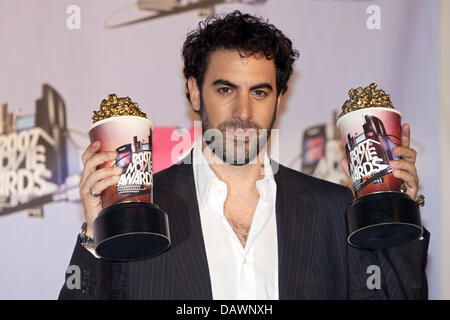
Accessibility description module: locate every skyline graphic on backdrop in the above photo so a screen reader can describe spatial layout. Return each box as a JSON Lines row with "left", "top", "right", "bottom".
{"left": 0, "top": 84, "right": 81, "bottom": 218}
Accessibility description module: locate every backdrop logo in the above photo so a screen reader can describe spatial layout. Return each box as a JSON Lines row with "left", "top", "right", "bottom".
{"left": 0, "top": 124, "right": 56, "bottom": 198}
{"left": 104, "top": 0, "right": 268, "bottom": 29}
{"left": 0, "top": 84, "right": 81, "bottom": 218}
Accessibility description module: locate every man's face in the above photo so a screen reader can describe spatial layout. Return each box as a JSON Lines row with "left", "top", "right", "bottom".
{"left": 188, "top": 49, "right": 281, "bottom": 165}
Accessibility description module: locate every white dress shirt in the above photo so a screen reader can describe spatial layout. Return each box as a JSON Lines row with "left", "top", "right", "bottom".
{"left": 192, "top": 138, "right": 279, "bottom": 300}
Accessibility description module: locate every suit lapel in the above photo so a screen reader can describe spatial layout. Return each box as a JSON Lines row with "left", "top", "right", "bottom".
{"left": 274, "top": 165, "right": 318, "bottom": 299}
{"left": 168, "top": 160, "right": 213, "bottom": 299}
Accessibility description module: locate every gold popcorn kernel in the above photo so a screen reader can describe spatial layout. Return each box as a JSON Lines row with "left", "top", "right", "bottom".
{"left": 339, "top": 83, "right": 395, "bottom": 118}
{"left": 92, "top": 94, "right": 147, "bottom": 123}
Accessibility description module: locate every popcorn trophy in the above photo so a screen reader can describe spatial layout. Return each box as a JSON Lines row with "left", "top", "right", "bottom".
{"left": 88, "top": 94, "right": 170, "bottom": 260}
{"left": 337, "top": 84, "right": 422, "bottom": 249}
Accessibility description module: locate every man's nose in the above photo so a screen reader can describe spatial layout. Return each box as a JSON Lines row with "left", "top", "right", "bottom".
{"left": 232, "top": 93, "right": 252, "bottom": 122}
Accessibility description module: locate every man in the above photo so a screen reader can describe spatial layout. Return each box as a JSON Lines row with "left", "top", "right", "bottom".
{"left": 59, "top": 11, "right": 429, "bottom": 299}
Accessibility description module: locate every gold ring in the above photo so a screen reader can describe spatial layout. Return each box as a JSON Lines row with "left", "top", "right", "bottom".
{"left": 89, "top": 188, "right": 101, "bottom": 198}
{"left": 400, "top": 183, "right": 408, "bottom": 193}
{"left": 415, "top": 194, "right": 425, "bottom": 207}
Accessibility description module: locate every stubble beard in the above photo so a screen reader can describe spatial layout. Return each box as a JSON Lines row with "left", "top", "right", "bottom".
{"left": 199, "top": 93, "right": 277, "bottom": 166}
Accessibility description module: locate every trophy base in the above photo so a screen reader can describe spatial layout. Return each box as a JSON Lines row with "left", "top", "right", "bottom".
{"left": 347, "top": 192, "right": 422, "bottom": 249}
{"left": 93, "top": 202, "right": 170, "bottom": 261}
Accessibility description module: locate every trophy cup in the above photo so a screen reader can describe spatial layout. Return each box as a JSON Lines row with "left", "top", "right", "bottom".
{"left": 337, "top": 84, "right": 422, "bottom": 249}
{"left": 88, "top": 94, "right": 170, "bottom": 260}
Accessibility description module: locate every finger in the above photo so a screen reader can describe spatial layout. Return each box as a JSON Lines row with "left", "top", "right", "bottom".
{"left": 392, "top": 169, "right": 418, "bottom": 199}
{"left": 88, "top": 175, "right": 121, "bottom": 198}
{"left": 80, "top": 166, "right": 123, "bottom": 198}
{"left": 392, "top": 146, "right": 417, "bottom": 163}
{"left": 389, "top": 159, "right": 417, "bottom": 177}
{"left": 80, "top": 176, "right": 120, "bottom": 202}
{"left": 81, "top": 141, "right": 101, "bottom": 166}
{"left": 80, "top": 151, "right": 117, "bottom": 186}
{"left": 80, "top": 151, "right": 118, "bottom": 186}
{"left": 340, "top": 158, "right": 350, "bottom": 176}
{"left": 401, "top": 123, "right": 410, "bottom": 148}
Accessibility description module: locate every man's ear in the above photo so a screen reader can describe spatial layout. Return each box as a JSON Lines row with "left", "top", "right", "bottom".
{"left": 275, "top": 93, "right": 282, "bottom": 116}
{"left": 187, "top": 77, "right": 201, "bottom": 112}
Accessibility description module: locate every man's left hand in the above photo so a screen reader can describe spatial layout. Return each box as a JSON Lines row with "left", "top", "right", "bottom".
{"left": 389, "top": 123, "right": 419, "bottom": 200}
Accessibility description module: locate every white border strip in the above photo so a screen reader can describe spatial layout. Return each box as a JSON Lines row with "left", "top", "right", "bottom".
{"left": 439, "top": 0, "right": 450, "bottom": 300}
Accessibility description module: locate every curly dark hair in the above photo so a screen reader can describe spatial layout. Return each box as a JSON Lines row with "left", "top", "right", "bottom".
{"left": 182, "top": 10, "right": 299, "bottom": 103}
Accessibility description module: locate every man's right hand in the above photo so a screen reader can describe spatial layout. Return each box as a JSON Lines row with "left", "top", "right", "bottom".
{"left": 79, "top": 141, "right": 123, "bottom": 238}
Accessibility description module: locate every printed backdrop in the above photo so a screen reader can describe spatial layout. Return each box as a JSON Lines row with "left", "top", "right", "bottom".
{"left": 0, "top": 0, "right": 442, "bottom": 299}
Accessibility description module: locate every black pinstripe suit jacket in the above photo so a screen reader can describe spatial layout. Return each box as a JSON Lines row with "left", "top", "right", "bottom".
{"left": 59, "top": 154, "right": 429, "bottom": 300}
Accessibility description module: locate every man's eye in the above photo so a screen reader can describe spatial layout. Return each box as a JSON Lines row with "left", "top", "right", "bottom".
{"left": 218, "top": 87, "right": 233, "bottom": 94}
{"left": 252, "top": 90, "right": 267, "bottom": 98}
